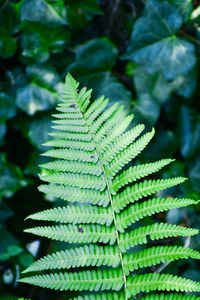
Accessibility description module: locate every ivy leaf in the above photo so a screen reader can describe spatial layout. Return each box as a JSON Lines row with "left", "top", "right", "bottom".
{"left": 28, "top": 117, "right": 52, "bottom": 150}
{"left": 68, "top": 38, "right": 118, "bottom": 73}
{"left": 132, "top": 65, "right": 196, "bottom": 104}
{"left": 0, "top": 154, "right": 28, "bottom": 200}
{"left": 132, "top": 94, "right": 161, "bottom": 127}
{"left": 21, "top": 23, "right": 70, "bottom": 62}
{"left": 0, "top": 93, "right": 17, "bottom": 122}
{"left": 169, "top": 0, "right": 193, "bottom": 21}
{"left": 16, "top": 83, "right": 59, "bottom": 115}
{"left": 123, "top": 0, "right": 196, "bottom": 80}
{"left": 20, "top": 0, "right": 67, "bottom": 26}
{"left": 26, "top": 63, "right": 64, "bottom": 95}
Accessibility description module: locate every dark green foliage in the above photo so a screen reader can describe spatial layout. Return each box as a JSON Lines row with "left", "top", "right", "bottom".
{"left": 1, "top": 0, "right": 200, "bottom": 299}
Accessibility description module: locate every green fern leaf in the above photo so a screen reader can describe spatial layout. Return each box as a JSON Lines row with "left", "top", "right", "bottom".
{"left": 99, "top": 115, "right": 134, "bottom": 153}
{"left": 49, "top": 131, "right": 92, "bottom": 141}
{"left": 71, "top": 292, "right": 125, "bottom": 300}
{"left": 20, "top": 269, "right": 124, "bottom": 291}
{"left": 38, "top": 184, "right": 110, "bottom": 206}
{"left": 116, "top": 197, "right": 197, "bottom": 232}
{"left": 71, "top": 293, "right": 200, "bottom": 300}
{"left": 140, "top": 294, "right": 200, "bottom": 300}
{"left": 95, "top": 105, "right": 125, "bottom": 142}
{"left": 123, "top": 246, "right": 200, "bottom": 274}
{"left": 20, "top": 74, "right": 200, "bottom": 299}
{"left": 119, "top": 223, "right": 199, "bottom": 252}
{"left": 39, "top": 172, "right": 106, "bottom": 191}
{"left": 26, "top": 205, "right": 113, "bottom": 226}
{"left": 112, "top": 159, "right": 174, "bottom": 192}
{"left": 102, "top": 124, "right": 145, "bottom": 164}
{"left": 126, "top": 273, "right": 200, "bottom": 297}
{"left": 113, "top": 177, "right": 186, "bottom": 212}
{"left": 106, "top": 129, "right": 155, "bottom": 179}
{"left": 43, "top": 139, "right": 95, "bottom": 151}
{"left": 22, "top": 245, "right": 120, "bottom": 273}
{"left": 40, "top": 160, "right": 102, "bottom": 176}
{"left": 25, "top": 224, "right": 116, "bottom": 244}
{"left": 42, "top": 148, "right": 98, "bottom": 163}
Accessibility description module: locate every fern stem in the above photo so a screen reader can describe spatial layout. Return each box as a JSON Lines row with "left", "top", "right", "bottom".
{"left": 79, "top": 96, "right": 128, "bottom": 299}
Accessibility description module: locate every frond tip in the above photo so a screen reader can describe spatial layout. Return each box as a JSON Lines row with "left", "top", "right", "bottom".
{"left": 20, "top": 73, "right": 200, "bottom": 299}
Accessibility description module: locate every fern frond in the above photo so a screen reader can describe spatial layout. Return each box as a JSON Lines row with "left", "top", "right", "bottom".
{"left": 38, "top": 184, "right": 110, "bottom": 206}
{"left": 106, "top": 129, "right": 155, "bottom": 179}
{"left": 116, "top": 197, "right": 196, "bottom": 232}
{"left": 21, "top": 74, "right": 200, "bottom": 299}
{"left": 22, "top": 245, "right": 120, "bottom": 273}
{"left": 126, "top": 273, "right": 200, "bottom": 297}
{"left": 113, "top": 177, "right": 186, "bottom": 212}
{"left": 19, "top": 269, "right": 124, "bottom": 291}
{"left": 112, "top": 159, "right": 174, "bottom": 192}
{"left": 123, "top": 246, "right": 200, "bottom": 275}
{"left": 26, "top": 205, "right": 113, "bottom": 226}
{"left": 24, "top": 224, "right": 116, "bottom": 244}
{"left": 119, "top": 223, "right": 199, "bottom": 252}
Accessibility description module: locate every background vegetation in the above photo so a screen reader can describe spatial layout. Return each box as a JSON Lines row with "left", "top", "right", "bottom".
{"left": 0, "top": 0, "right": 200, "bottom": 299}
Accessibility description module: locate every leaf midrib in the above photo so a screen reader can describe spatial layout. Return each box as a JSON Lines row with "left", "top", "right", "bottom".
{"left": 74, "top": 88, "right": 128, "bottom": 298}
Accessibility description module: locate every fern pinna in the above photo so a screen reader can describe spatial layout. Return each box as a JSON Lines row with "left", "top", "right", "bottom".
{"left": 19, "top": 74, "right": 200, "bottom": 300}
